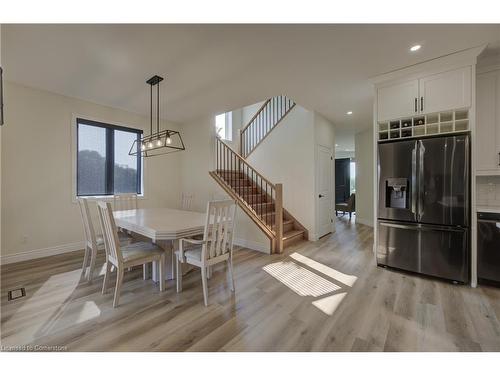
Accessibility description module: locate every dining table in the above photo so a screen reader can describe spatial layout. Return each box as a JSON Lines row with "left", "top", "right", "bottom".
{"left": 113, "top": 207, "right": 207, "bottom": 282}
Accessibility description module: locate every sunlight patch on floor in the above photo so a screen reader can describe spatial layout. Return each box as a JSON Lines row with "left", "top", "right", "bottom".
{"left": 262, "top": 261, "right": 341, "bottom": 297}
{"left": 312, "top": 292, "right": 347, "bottom": 315}
{"left": 289, "top": 252, "right": 358, "bottom": 287}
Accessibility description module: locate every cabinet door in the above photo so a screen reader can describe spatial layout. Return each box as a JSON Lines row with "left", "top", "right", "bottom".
{"left": 419, "top": 66, "right": 471, "bottom": 114}
{"left": 377, "top": 79, "right": 419, "bottom": 121}
{"left": 476, "top": 70, "right": 500, "bottom": 172}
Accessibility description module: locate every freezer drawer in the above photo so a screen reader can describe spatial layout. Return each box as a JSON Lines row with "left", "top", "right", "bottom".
{"left": 377, "top": 221, "right": 469, "bottom": 283}
{"left": 478, "top": 213, "right": 500, "bottom": 284}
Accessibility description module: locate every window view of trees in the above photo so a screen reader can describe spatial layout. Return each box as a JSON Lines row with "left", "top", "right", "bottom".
{"left": 76, "top": 120, "right": 142, "bottom": 196}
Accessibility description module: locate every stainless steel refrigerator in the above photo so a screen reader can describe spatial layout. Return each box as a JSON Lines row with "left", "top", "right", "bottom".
{"left": 377, "top": 134, "right": 470, "bottom": 283}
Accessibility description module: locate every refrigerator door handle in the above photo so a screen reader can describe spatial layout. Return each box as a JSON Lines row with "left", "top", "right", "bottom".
{"left": 411, "top": 142, "right": 417, "bottom": 217}
{"left": 418, "top": 140, "right": 425, "bottom": 221}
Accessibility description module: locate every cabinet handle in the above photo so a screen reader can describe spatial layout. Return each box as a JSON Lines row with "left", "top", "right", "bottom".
{"left": 420, "top": 97, "right": 424, "bottom": 112}
{"left": 414, "top": 98, "right": 417, "bottom": 113}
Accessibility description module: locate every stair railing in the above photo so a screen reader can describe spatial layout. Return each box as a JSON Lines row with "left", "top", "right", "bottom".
{"left": 239, "top": 95, "right": 296, "bottom": 158}
{"left": 215, "top": 136, "right": 283, "bottom": 252}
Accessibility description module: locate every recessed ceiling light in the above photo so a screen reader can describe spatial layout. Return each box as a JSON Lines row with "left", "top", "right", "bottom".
{"left": 410, "top": 44, "right": 421, "bottom": 52}
{"left": 346, "top": 111, "right": 353, "bottom": 115}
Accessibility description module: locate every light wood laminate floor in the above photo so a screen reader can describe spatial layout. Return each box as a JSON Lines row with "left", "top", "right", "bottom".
{"left": 2, "top": 217, "right": 500, "bottom": 351}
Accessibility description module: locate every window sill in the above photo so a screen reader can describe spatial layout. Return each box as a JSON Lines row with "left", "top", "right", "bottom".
{"left": 72, "top": 194, "right": 146, "bottom": 204}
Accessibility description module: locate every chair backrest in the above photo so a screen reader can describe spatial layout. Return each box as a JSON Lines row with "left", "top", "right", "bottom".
{"left": 78, "top": 198, "right": 97, "bottom": 248}
{"left": 97, "top": 201, "right": 123, "bottom": 264}
{"left": 113, "top": 193, "right": 138, "bottom": 212}
{"left": 181, "top": 192, "right": 194, "bottom": 210}
{"left": 202, "top": 200, "right": 237, "bottom": 260}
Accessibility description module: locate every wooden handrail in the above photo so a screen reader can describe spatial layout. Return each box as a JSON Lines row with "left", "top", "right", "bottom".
{"left": 240, "top": 98, "right": 272, "bottom": 133}
{"left": 216, "top": 137, "right": 276, "bottom": 189}
{"left": 240, "top": 96, "right": 296, "bottom": 158}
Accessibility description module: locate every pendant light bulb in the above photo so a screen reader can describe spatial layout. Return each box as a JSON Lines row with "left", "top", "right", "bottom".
{"left": 147, "top": 141, "right": 154, "bottom": 149}
{"left": 140, "top": 143, "right": 146, "bottom": 151}
{"left": 156, "top": 138, "right": 163, "bottom": 147}
{"left": 166, "top": 136, "right": 172, "bottom": 145}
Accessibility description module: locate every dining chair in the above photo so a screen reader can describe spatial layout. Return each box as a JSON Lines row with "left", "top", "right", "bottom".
{"left": 175, "top": 199, "right": 237, "bottom": 306}
{"left": 181, "top": 192, "right": 194, "bottom": 210}
{"left": 113, "top": 193, "right": 138, "bottom": 211}
{"left": 78, "top": 198, "right": 133, "bottom": 283}
{"left": 97, "top": 201, "right": 166, "bottom": 308}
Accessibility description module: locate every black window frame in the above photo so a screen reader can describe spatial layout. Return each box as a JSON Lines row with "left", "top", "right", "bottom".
{"left": 76, "top": 118, "right": 143, "bottom": 197}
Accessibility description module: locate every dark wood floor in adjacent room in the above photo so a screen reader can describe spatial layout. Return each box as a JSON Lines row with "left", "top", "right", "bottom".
{"left": 2, "top": 217, "right": 500, "bottom": 351}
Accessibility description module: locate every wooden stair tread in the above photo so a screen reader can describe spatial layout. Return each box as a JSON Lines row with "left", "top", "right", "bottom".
{"left": 282, "top": 229, "right": 304, "bottom": 240}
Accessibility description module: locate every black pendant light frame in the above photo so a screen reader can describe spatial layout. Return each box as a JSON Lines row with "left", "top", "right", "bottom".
{"left": 129, "top": 75, "right": 185, "bottom": 157}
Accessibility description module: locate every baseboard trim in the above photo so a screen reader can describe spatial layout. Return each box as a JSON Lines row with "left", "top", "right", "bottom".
{"left": 2, "top": 236, "right": 272, "bottom": 265}
{"left": 356, "top": 217, "right": 374, "bottom": 227}
{"left": 233, "top": 237, "right": 270, "bottom": 254}
{"left": 0, "top": 241, "right": 85, "bottom": 265}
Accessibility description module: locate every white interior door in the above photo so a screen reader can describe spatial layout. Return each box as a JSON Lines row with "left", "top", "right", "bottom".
{"left": 316, "top": 144, "right": 333, "bottom": 238}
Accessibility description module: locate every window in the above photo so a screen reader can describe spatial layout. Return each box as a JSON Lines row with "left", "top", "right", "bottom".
{"left": 215, "top": 112, "right": 232, "bottom": 141}
{"left": 350, "top": 161, "right": 356, "bottom": 194}
{"left": 76, "top": 118, "right": 143, "bottom": 196}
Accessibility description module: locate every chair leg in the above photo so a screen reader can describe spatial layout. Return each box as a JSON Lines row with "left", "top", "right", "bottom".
{"left": 201, "top": 266, "right": 208, "bottom": 306}
{"left": 159, "top": 255, "right": 165, "bottom": 292}
{"left": 102, "top": 261, "right": 111, "bottom": 294}
{"left": 113, "top": 267, "right": 124, "bottom": 308}
{"left": 88, "top": 246, "right": 97, "bottom": 283}
{"left": 349, "top": 212, "right": 352, "bottom": 221}
{"left": 228, "top": 258, "right": 235, "bottom": 292}
{"left": 81, "top": 247, "right": 90, "bottom": 280}
{"left": 176, "top": 256, "right": 182, "bottom": 293}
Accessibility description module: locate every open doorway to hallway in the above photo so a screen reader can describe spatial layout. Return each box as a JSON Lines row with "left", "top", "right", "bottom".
{"left": 335, "top": 130, "right": 356, "bottom": 221}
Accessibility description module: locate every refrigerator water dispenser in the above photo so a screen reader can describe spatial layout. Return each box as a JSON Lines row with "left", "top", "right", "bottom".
{"left": 385, "top": 178, "right": 409, "bottom": 209}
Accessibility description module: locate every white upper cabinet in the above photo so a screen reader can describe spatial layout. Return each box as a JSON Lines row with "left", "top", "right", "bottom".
{"left": 377, "top": 66, "right": 472, "bottom": 121}
{"left": 419, "top": 67, "right": 471, "bottom": 115}
{"left": 377, "top": 80, "right": 419, "bottom": 122}
{"left": 476, "top": 69, "right": 500, "bottom": 174}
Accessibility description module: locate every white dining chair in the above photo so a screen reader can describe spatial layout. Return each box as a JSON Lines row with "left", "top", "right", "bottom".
{"left": 113, "top": 193, "right": 138, "bottom": 212}
{"left": 175, "top": 200, "right": 237, "bottom": 306}
{"left": 78, "top": 198, "right": 133, "bottom": 282}
{"left": 181, "top": 192, "right": 194, "bottom": 210}
{"left": 97, "top": 201, "right": 166, "bottom": 308}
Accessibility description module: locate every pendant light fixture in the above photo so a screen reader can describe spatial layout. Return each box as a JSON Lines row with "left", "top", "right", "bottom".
{"left": 129, "top": 75, "right": 185, "bottom": 157}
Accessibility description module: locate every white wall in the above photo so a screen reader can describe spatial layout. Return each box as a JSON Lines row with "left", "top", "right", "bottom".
{"left": 1, "top": 82, "right": 181, "bottom": 261}
{"left": 247, "top": 106, "right": 316, "bottom": 236}
{"left": 0, "top": 24, "right": 2, "bottom": 256}
{"left": 354, "top": 128, "right": 374, "bottom": 226}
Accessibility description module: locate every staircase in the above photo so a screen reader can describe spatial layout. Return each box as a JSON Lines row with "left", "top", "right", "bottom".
{"left": 240, "top": 95, "right": 296, "bottom": 157}
{"left": 210, "top": 137, "right": 307, "bottom": 254}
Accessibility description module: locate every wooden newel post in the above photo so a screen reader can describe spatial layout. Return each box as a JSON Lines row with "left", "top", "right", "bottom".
{"left": 275, "top": 183, "right": 284, "bottom": 253}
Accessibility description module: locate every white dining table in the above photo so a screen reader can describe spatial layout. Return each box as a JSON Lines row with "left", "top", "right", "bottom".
{"left": 113, "top": 207, "right": 207, "bottom": 281}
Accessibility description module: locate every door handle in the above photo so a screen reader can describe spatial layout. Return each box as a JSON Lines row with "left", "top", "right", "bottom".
{"left": 411, "top": 143, "right": 417, "bottom": 216}
{"left": 420, "top": 97, "right": 424, "bottom": 112}
{"left": 418, "top": 140, "right": 425, "bottom": 221}
{"left": 319, "top": 194, "right": 324, "bottom": 198}
{"left": 414, "top": 98, "right": 417, "bottom": 113}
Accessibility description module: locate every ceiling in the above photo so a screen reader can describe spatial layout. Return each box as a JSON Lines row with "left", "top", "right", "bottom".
{"left": 3, "top": 24, "right": 500, "bottom": 130}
